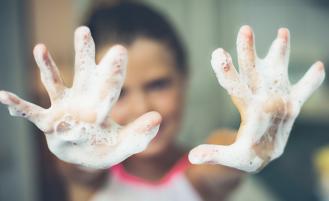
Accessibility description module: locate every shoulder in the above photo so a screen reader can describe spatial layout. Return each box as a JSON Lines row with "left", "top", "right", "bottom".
{"left": 205, "top": 128, "right": 237, "bottom": 145}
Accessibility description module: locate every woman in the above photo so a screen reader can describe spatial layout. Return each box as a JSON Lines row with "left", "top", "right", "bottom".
{"left": 0, "top": 2, "right": 325, "bottom": 201}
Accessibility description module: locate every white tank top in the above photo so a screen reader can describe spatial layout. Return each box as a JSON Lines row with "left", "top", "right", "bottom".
{"left": 90, "top": 156, "right": 202, "bottom": 201}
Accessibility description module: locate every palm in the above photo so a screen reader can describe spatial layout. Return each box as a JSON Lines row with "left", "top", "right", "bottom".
{"left": 189, "top": 25, "right": 325, "bottom": 172}
{"left": 0, "top": 27, "right": 161, "bottom": 169}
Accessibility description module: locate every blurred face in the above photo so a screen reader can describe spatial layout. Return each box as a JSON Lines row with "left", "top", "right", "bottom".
{"left": 98, "top": 38, "right": 186, "bottom": 158}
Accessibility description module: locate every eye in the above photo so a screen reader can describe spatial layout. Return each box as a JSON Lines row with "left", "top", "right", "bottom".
{"left": 145, "top": 78, "right": 172, "bottom": 92}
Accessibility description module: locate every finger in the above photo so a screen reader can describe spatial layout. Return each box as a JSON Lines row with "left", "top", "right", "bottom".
{"left": 0, "top": 90, "right": 47, "bottom": 129}
{"left": 211, "top": 48, "right": 245, "bottom": 97}
{"left": 265, "top": 28, "right": 290, "bottom": 67}
{"left": 236, "top": 25, "right": 258, "bottom": 91}
{"left": 97, "top": 45, "right": 128, "bottom": 102}
{"left": 73, "top": 26, "right": 96, "bottom": 90}
{"left": 33, "top": 44, "right": 65, "bottom": 102}
{"left": 189, "top": 144, "right": 236, "bottom": 165}
{"left": 116, "top": 111, "right": 161, "bottom": 154}
{"left": 95, "top": 45, "right": 128, "bottom": 124}
{"left": 189, "top": 144, "right": 261, "bottom": 172}
{"left": 291, "top": 61, "right": 325, "bottom": 105}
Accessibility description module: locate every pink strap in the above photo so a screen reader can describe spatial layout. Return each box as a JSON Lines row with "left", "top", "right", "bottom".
{"left": 110, "top": 155, "right": 190, "bottom": 188}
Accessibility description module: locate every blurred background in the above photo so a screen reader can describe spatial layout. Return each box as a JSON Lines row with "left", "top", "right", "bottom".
{"left": 0, "top": 0, "right": 328, "bottom": 200}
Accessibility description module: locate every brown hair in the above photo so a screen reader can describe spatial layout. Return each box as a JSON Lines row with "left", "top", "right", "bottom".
{"left": 86, "top": 1, "right": 188, "bottom": 76}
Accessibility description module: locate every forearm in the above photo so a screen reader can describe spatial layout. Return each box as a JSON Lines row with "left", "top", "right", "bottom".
{"left": 187, "top": 130, "right": 245, "bottom": 200}
{"left": 188, "top": 163, "right": 245, "bottom": 201}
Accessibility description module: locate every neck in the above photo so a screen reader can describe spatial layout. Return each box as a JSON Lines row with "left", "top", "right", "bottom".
{"left": 62, "top": 168, "right": 107, "bottom": 201}
{"left": 67, "top": 180, "right": 98, "bottom": 201}
{"left": 122, "top": 143, "right": 185, "bottom": 181}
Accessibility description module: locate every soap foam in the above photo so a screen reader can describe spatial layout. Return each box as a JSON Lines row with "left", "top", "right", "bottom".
{"left": 189, "top": 26, "right": 325, "bottom": 172}
{"left": 0, "top": 26, "right": 161, "bottom": 169}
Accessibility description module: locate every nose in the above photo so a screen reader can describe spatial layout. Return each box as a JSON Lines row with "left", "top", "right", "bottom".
{"left": 129, "top": 91, "right": 151, "bottom": 121}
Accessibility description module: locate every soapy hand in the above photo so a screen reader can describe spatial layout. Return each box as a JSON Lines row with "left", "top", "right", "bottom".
{"left": 0, "top": 26, "right": 161, "bottom": 169}
{"left": 189, "top": 25, "right": 325, "bottom": 172}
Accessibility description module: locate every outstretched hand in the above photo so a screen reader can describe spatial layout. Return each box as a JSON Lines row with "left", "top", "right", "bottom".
{"left": 189, "top": 25, "right": 325, "bottom": 172}
{"left": 0, "top": 26, "right": 161, "bottom": 169}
